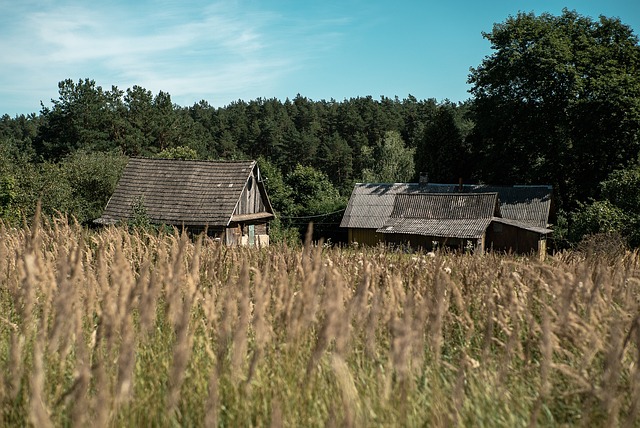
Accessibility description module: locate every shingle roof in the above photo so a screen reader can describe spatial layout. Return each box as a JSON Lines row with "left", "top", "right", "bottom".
{"left": 340, "top": 182, "right": 552, "bottom": 229}
{"left": 389, "top": 193, "right": 500, "bottom": 219}
{"left": 452, "top": 184, "right": 552, "bottom": 229}
{"left": 339, "top": 183, "right": 422, "bottom": 229}
{"left": 95, "top": 158, "right": 272, "bottom": 227}
{"left": 377, "top": 218, "right": 493, "bottom": 239}
{"left": 376, "top": 193, "right": 499, "bottom": 239}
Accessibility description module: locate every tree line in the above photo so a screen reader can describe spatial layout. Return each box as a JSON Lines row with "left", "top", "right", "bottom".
{"left": 1, "top": 9, "right": 639, "bottom": 247}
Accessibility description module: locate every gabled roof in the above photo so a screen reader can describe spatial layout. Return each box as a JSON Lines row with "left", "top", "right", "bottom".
{"left": 378, "top": 218, "right": 493, "bottom": 239}
{"left": 340, "top": 183, "right": 421, "bottom": 229}
{"left": 340, "top": 182, "right": 552, "bottom": 229}
{"left": 95, "top": 158, "right": 273, "bottom": 227}
{"left": 377, "top": 193, "right": 499, "bottom": 239}
{"left": 389, "top": 193, "right": 500, "bottom": 219}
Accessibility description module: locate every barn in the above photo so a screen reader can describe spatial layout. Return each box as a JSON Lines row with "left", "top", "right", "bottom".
{"left": 94, "top": 158, "right": 274, "bottom": 246}
{"left": 340, "top": 180, "right": 553, "bottom": 256}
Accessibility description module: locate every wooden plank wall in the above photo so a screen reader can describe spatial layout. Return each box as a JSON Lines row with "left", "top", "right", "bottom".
{"left": 236, "top": 172, "right": 266, "bottom": 216}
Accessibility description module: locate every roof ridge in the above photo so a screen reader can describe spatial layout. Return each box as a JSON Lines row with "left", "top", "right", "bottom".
{"left": 130, "top": 156, "right": 256, "bottom": 164}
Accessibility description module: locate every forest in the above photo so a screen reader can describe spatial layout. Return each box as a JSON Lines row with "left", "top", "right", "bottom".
{"left": 1, "top": 9, "right": 640, "bottom": 248}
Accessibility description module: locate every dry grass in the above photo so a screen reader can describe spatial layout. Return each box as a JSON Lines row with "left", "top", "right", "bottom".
{"left": 1, "top": 215, "right": 640, "bottom": 427}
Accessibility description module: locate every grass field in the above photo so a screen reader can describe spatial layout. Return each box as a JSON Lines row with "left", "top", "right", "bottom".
{"left": 1, "top": 216, "right": 639, "bottom": 427}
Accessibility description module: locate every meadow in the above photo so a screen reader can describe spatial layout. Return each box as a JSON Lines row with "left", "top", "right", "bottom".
{"left": 1, "top": 215, "right": 639, "bottom": 427}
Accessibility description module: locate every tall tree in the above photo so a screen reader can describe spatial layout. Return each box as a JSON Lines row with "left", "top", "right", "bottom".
{"left": 362, "top": 130, "right": 415, "bottom": 183}
{"left": 468, "top": 9, "right": 640, "bottom": 209}
{"left": 318, "top": 132, "right": 353, "bottom": 191}
{"left": 122, "top": 85, "right": 155, "bottom": 155}
{"left": 36, "top": 79, "right": 119, "bottom": 159}
{"left": 415, "top": 103, "right": 469, "bottom": 183}
{"left": 60, "top": 150, "right": 129, "bottom": 223}
{"left": 285, "top": 164, "right": 345, "bottom": 217}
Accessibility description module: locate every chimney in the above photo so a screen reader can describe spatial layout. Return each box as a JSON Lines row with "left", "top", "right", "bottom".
{"left": 419, "top": 172, "right": 429, "bottom": 187}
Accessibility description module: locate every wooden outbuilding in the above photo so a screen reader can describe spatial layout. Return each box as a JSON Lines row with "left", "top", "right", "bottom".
{"left": 341, "top": 181, "right": 553, "bottom": 256}
{"left": 94, "top": 158, "right": 274, "bottom": 246}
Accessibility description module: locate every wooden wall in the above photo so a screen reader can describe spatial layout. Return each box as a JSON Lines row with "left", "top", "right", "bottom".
{"left": 226, "top": 221, "right": 269, "bottom": 247}
{"left": 486, "top": 222, "right": 544, "bottom": 255}
{"left": 382, "top": 234, "right": 477, "bottom": 251}
{"left": 235, "top": 170, "right": 268, "bottom": 216}
{"left": 348, "top": 228, "right": 385, "bottom": 246}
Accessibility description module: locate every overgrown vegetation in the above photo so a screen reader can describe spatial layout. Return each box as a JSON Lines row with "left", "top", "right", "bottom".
{"left": 1, "top": 216, "right": 639, "bottom": 426}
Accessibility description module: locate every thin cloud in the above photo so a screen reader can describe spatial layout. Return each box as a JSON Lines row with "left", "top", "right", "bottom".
{"left": 0, "top": 1, "right": 348, "bottom": 113}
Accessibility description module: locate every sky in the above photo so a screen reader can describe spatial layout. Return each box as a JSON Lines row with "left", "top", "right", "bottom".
{"left": 1, "top": 0, "right": 639, "bottom": 116}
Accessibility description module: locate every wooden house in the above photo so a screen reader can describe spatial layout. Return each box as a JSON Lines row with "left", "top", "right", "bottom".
{"left": 94, "top": 158, "right": 274, "bottom": 246}
{"left": 340, "top": 182, "right": 553, "bottom": 255}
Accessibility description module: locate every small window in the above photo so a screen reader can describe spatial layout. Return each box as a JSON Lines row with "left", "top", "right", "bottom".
{"left": 247, "top": 176, "right": 253, "bottom": 191}
{"left": 493, "top": 222, "right": 503, "bottom": 233}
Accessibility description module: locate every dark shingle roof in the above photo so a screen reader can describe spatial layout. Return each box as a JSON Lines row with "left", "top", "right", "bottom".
{"left": 377, "top": 193, "right": 499, "bottom": 239}
{"left": 389, "top": 193, "right": 500, "bottom": 219}
{"left": 341, "top": 182, "right": 552, "bottom": 229}
{"left": 450, "top": 184, "right": 552, "bottom": 229}
{"left": 378, "top": 218, "right": 493, "bottom": 239}
{"left": 340, "top": 183, "right": 421, "bottom": 229}
{"left": 95, "top": 158, "right": 270, "bottom": 227}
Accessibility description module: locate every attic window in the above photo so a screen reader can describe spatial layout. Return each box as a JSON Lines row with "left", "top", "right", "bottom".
{"left": 247, "top": 176, "right": 253, "bottom": 191}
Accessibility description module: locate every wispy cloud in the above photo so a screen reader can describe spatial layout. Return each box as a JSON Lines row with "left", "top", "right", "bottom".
{"left": 0, "top": 0, "right": 348, "bottom": 113}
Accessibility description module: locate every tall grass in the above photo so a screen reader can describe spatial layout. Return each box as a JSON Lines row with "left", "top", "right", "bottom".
{"left": 1, "top": 215, "right": 639, "bottom": 426}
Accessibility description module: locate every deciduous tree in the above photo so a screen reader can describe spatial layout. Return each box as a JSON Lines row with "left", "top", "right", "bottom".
{"left": 468, "top": 9, "right": 640, "bottom": 209}
{"left": 362, "top": 131, "right": 415, "bottom": 183}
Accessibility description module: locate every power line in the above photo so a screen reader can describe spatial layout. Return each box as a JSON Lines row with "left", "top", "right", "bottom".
{"left": 279, "top": 208, "right": 346, "bottom": 220}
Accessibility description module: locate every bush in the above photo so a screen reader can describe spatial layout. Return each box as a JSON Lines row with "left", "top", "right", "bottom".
{"left": 576, "top": 232, "right": 628, "bottom": 261}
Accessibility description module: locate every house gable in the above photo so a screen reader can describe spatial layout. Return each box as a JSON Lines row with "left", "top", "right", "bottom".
{"left": 95, "top": 158, "right": 274, "bottom": 227}
{"left": 230, "top": 165, "right": 274, "bottom": 223}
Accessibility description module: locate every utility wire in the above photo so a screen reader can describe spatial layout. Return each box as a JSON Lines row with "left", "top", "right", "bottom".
{"left": 279, "top": 208, "right": 346, "bottom": 220}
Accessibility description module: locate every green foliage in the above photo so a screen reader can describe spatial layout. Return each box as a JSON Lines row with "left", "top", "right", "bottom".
{"left": 285, "top": 164, "right": 345, "bottom": 217}
{"left": 36, "top": 161, "right": 76, "bottom": 217}
{"left": 0, "top": 174, "right": 17, "bottom": 220}
{"left": 266, "top": 216, "right": 300, "bottom": 245}
{"left": 155, "top": 146, "right": 199, "bottom": 160}
{"left": 569, "top": 164, "right": 640, "bottom": 247}
{"left": 550, "top": 209, "right": 570, "bottom": 249}
{"left": 255, "top": 157, "right": 300, "bottom": 243}
{"left": 60, "top": 151, "right": 129, "bottom": 223}
{"left": 11, "top": 37, "right": 638, "bottom": 239}
{"left": 569, "top": 200, "right": 628, "bottom": 242}
{"left": 36, "top": 79, "right": 122, "bottom": 160}
{"left": 27, "top": 80, "right": 456, "bottom": 199}
{"left": 416, "top": 104, "right": 470, "bottom": 182}
{"left": 468, "top": 9, "right": 640, "bottom": 209}
{"left": 361, "top": 130, "right": 415, "bottom": 183}
{"left": 317, "top": 132, "right": 353, "bottom": 192}
{"left": 280, "top": 164, "right": 347, "bottom": 241}
{"left": 256, "top": 157, "right": 294, "bottom": 215}
{"left": 128, "top": 195, "right": 151, "bottom": 229}
{"left": 0, "top": 138, "right": 128, "bottom": 225}
{"left": 599, "top": 165, "right": 640, "bottom": 213}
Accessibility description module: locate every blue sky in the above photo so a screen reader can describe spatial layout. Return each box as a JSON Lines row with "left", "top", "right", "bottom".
{"left": 1, "top": 1, "right": 638, "bottom": 116}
